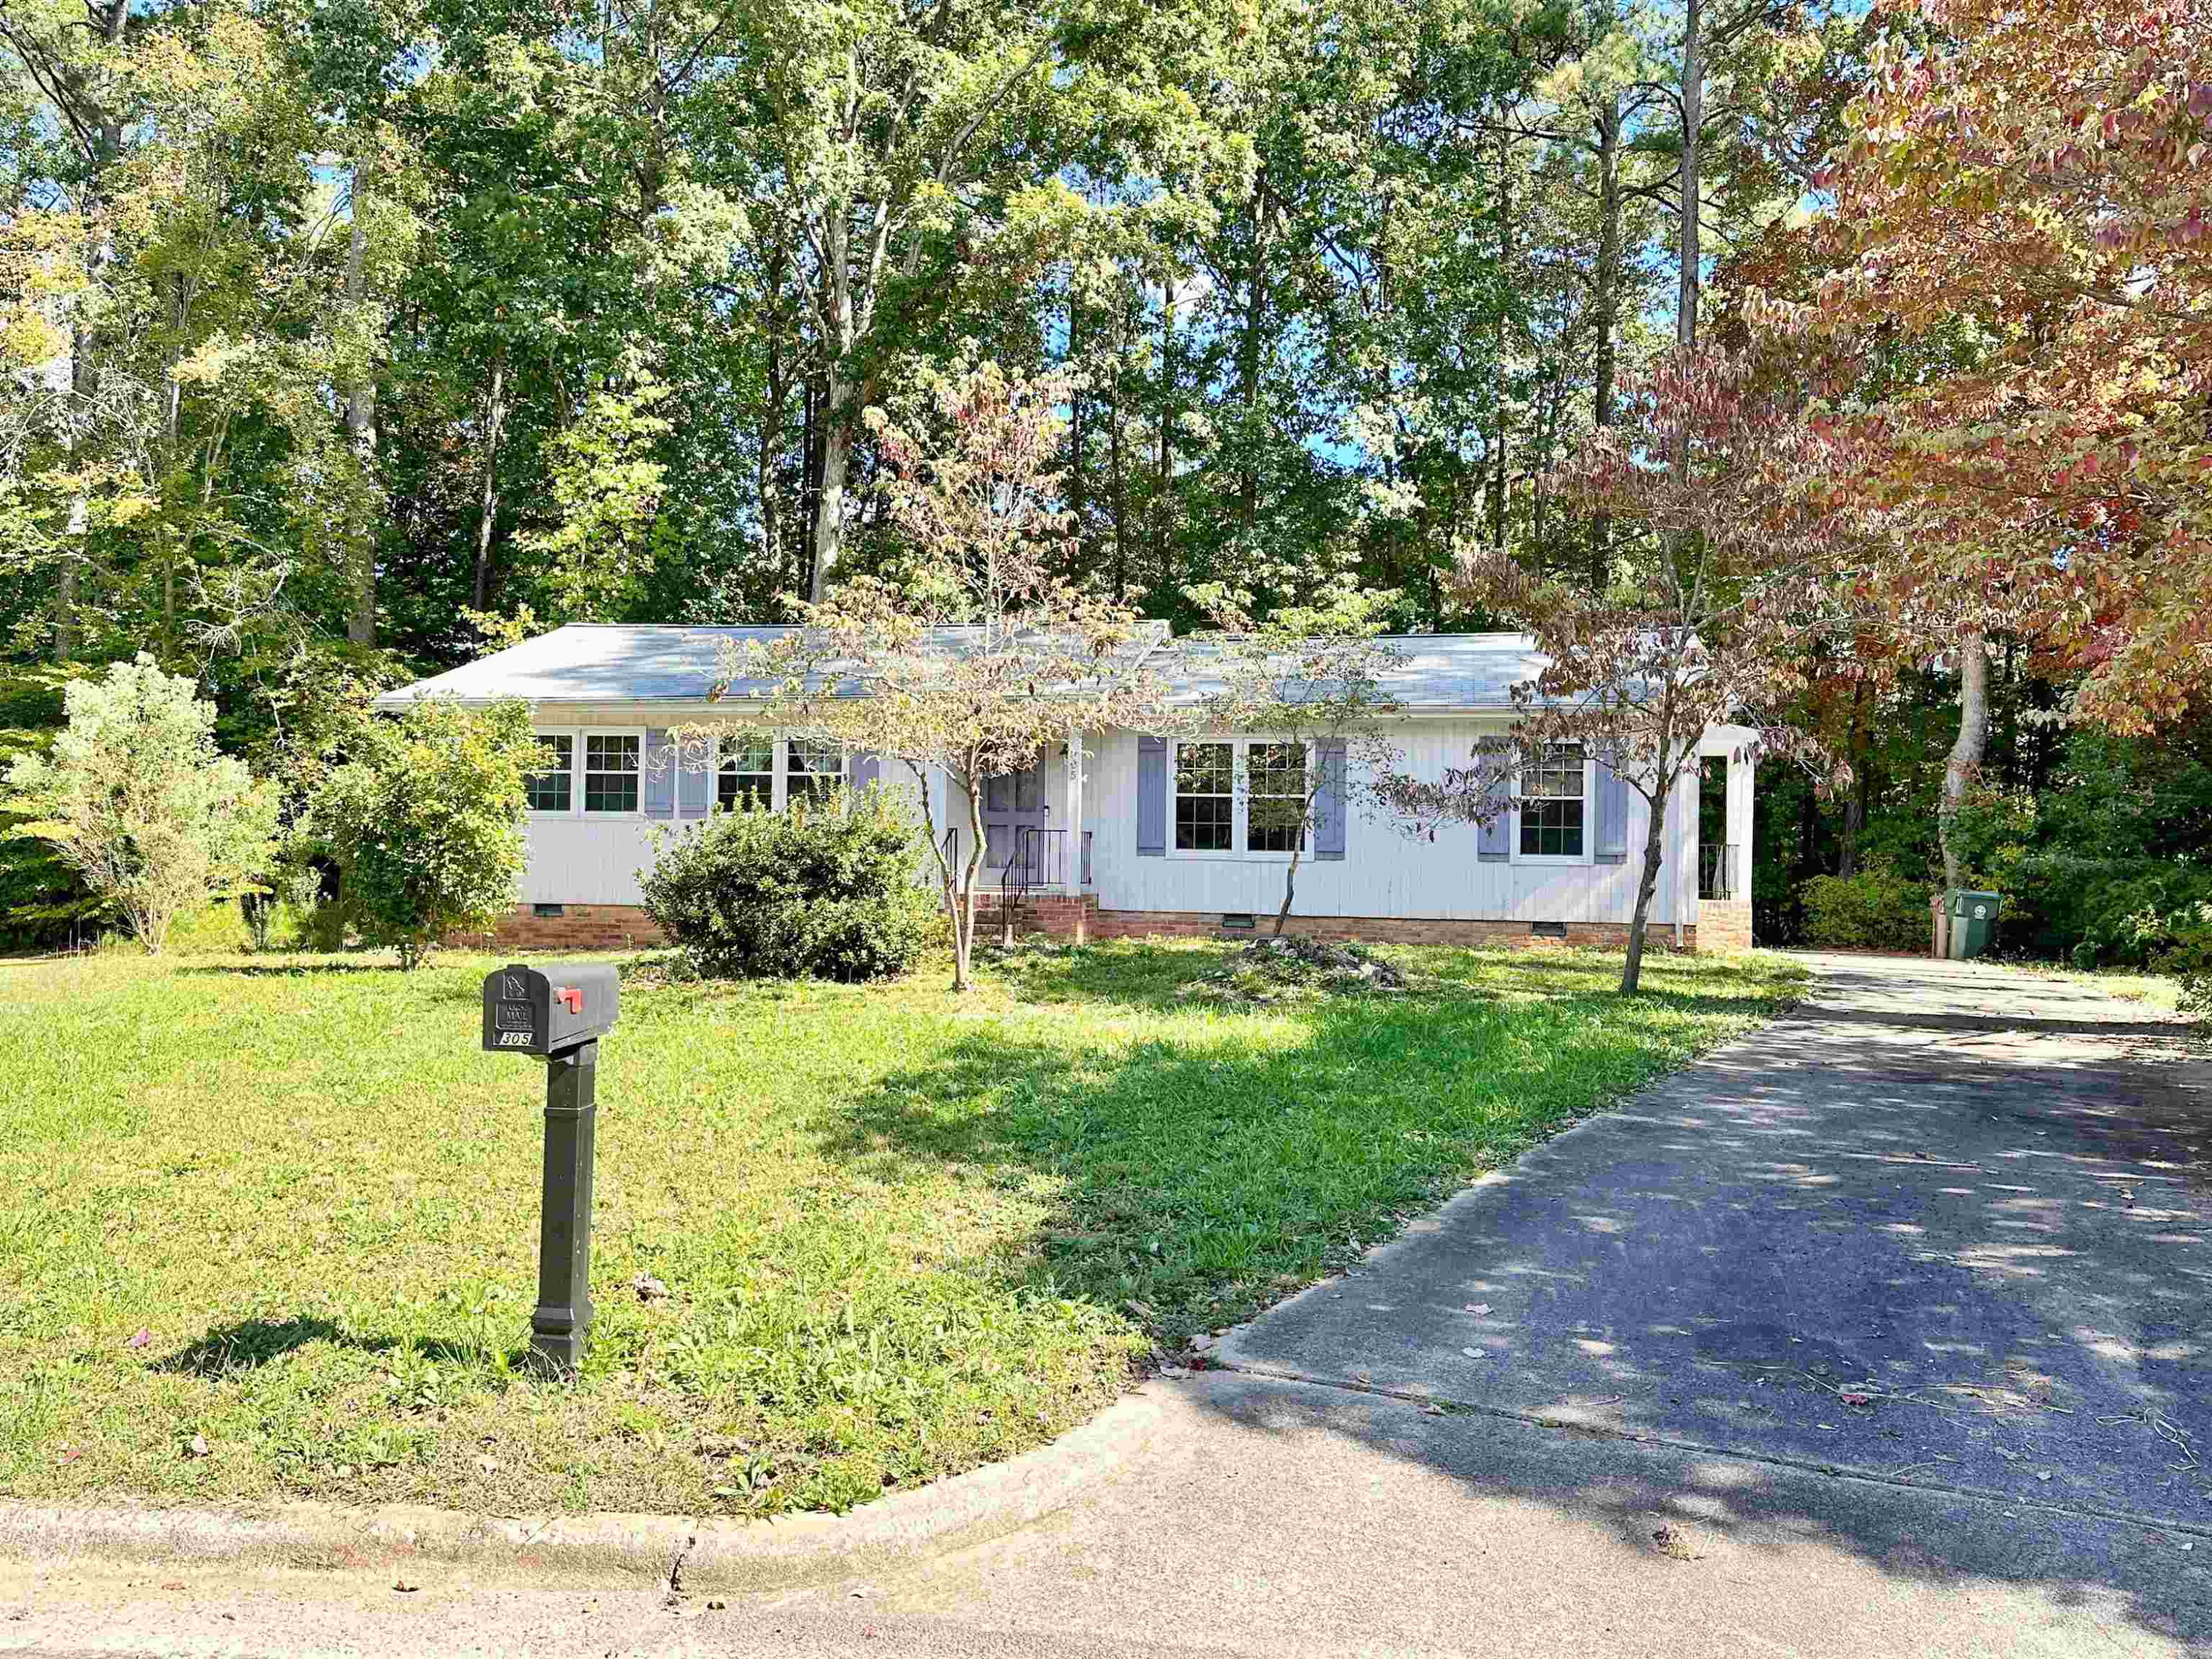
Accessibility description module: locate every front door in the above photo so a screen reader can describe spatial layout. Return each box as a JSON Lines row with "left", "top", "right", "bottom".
{"left": 983, "top": 764, "right": 1047, "bottom": 874}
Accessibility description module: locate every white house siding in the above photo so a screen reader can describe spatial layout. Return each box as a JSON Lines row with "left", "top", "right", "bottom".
{"left": 509, "top": 706, "right": 1700, "bottom": 927}
{"left": 1082, "top": 721, "right": 1693, "bottom": 928}
{"left": 515, "top": 702, "right": 938, "bottom": 908}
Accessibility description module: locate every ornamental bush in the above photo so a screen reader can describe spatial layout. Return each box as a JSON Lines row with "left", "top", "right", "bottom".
{"left": 1798, "top": 867, "right": 1933, "bottom": 953}
{"left": 639, "top": 788, "right": 937, "bottom": 981}
{"left": 4, "top": 656, "right": 277, "bottom": 955}
{"left": 307, "top": 698, "right": 539, "bottom": 967}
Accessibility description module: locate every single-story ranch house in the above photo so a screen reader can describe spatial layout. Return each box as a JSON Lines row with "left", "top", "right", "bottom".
{"left": 374, "top": 624, "right": 1757, "bottom": 953}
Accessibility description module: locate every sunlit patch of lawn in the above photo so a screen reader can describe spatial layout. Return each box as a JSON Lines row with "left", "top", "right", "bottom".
{"left": 0, "top": 940, "right": 1801, "bottom": 1516}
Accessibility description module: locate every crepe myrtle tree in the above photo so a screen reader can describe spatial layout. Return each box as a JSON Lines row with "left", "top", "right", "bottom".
{"left": 1380, "top": 347, "right": 1857, "bottom": 994}
{"left": 1183, "top": 583, "right": 1407, "bottom": 937}
{"left": 724, "top": 361, "right": 1180, "bottom": 991}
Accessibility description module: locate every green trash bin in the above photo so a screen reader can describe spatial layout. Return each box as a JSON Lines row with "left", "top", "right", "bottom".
{"left": 1946, "top": 889, "right": 2003, "bottom": 960}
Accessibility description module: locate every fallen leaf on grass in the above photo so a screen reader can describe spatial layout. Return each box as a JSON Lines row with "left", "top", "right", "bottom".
{"left": 125, "top": 1329, "right": 150, "bottom": 1350}
{"left": 185, "top": 1434, "right": 209, "bottom": 1458}
{"left": 160, "top": 1582, "right": 184, "bottom": 1592}
{"left": 1464, "top": 1304, "right": 1492, "bottom": 1315}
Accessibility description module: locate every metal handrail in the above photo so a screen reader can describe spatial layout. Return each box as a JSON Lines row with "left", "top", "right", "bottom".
{"left": 1699, "top": 841, "right": 1739, "bottom": 901}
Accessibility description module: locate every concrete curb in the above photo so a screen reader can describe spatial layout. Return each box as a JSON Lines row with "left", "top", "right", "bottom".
{"left": 0, "top": 1385, "right": 1167, "bottom": 1593}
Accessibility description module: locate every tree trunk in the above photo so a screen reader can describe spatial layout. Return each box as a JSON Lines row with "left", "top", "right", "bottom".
{"left": 471, "top": 354, "right": 507, "bottom": 612}
{"left": 1677, "top": 0, "right": 1703, "bottom": 350}
{"left": 1108, "top": 338, "right": 1129, "bottom": 595}
{"left": 807, "top": 366, "right": 855, "bottom": 602}
{"left": 1273, "top": 844, "right": 1302, "bottom": 938}
{"left": 1621, "top": 772, "right": 1675, "bottom": 995}
{"left": 953, "top": 774, "right": 991, "bottom": 991}
{"left": 1492, "top": 128, "right": 1512, "bottom": 554}
{"left": 344, "top": 159, "right": 379, "bottom": 647}
{"left": 1590, "top": 94, "right": 1622, "bottom": 589}
{"left": 1237, "top": 170, "right": 1273, "bottom": 538}
{"left": 1941, "top": 631, "right": 1989, "bottom": 889}
{"left": 1838, "top": 678, "right": 1869, "bottom": 877}
{"left": 1068, "top": 285, "right": 1085, "bottom": 571}
{"left": 758, "top": 336, "right": 783, "bottom": 587}
{"left": 1155, "top": 282, "right": 1175, "bottom": 591}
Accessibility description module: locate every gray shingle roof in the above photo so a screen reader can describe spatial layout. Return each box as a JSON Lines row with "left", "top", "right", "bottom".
{"left": 372, "top": 623, "right": 1551, "bottom": 712}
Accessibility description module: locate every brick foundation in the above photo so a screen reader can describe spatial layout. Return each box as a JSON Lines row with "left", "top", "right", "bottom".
{"left": 455, "top": 904, "right": 665, "bottom": 954}
{"left": 1697, "top": 899, "right": 1754, "bottom": 952}
{"left": 987, "top": 895, "right": 1700, "bottom": 953}
{"left": 471, "top": 895, "right": 1714, "bottom": 956}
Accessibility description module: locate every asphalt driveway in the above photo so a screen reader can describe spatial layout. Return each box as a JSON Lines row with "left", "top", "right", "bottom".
{"left": 1220, "top": 951, "right": 2212, "bottom": 1527}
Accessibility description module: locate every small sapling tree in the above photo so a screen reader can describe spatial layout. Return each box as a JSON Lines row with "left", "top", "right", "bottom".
{"left": 4, "top": 655, "right": 278, "bottom": 954}
{"left": 1183, "top": 584, "right": 1406, "bottom": 936}
{"left": 307, "top": 697, "right": 540, "bottom": 967}
{"left": 731, "top": 362, "right": 1180, "bottom": 990}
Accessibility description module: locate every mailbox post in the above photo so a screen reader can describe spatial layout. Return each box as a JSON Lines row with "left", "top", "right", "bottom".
{"left": 482, "top": 962, "right": 620, "bottom": 1376}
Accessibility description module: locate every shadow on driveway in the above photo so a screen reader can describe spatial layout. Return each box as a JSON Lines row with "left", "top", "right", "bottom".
{"left": 1208, "top": 953, "right": 2211, "bottom": 1648}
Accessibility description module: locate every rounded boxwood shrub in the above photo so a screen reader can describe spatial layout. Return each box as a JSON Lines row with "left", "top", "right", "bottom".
{"left": 639, "top": 788, "right": 938, "bottom": 981}
{"left": 1799, "top": 867, "right": 1933, "bottom": 953}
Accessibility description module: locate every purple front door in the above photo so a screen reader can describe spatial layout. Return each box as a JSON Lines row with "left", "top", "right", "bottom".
{"left": 983, "top": 764, "right": 1046, "bottom": 873}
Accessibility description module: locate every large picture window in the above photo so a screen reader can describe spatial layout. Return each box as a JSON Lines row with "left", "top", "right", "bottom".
{"left": 526, "top": 734, "right": 573, "bottom": 813}
{"left": 584, "top": 733, "right": 640, "bottom": 814}
{"left": 1519, "top": 742, "right": 1585, "bottom": 858}
{"left": 717, "top": 733, "right": 775, "bottom": 810}
{"left": 1246, "top": 741, "right": 1308, "bottom": 853}
{"left": 1174, "top": 742, "right": 1235, "bottom": 852}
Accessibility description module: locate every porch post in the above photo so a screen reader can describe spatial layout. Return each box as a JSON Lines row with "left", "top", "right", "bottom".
{"left": 1062, "top": 726, "right": 1085, "bottom": 903}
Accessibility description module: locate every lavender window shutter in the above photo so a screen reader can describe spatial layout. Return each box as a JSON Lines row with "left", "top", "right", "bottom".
{"left": 1594, "top": 756, "right": 1629, "bottom": 863}
{"left": 1137, "top": 735, "right": 1166, "bottom": 857}
{"left": 1476, "top": 744, "right": 1510, "bottom": 863}
{"left": 1314, "top": 740, "right": 1346, "bottom": 861}
{"left": 676, "top": 734, "right": 711, "bottom": 820}
{"left": 643, "top": 728, "right": 675, "bottom": 820}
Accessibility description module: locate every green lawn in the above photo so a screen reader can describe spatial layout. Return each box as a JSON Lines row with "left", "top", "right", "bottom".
{"left": 0, "top": 939, "right": 1804, "bottom": 1517}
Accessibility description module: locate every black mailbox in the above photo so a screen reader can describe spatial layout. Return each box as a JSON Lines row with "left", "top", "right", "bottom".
{"left": 482, "top": 961, "right": 619, "bottom": 1057}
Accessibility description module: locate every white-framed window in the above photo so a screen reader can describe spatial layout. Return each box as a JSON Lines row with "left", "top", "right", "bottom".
{"left": 1169, "top": 738, "right": 1313, "bottom": 858}
{"left": 1173, "top": 740, "right": 1236, "bottom": 852}
{"left": 717, "top": 731, "right": 776, "bottom": 810}
{"left": 785, "top": 736, "right": 844, "bottom": 810}
{"left": 1246, "top": 740, "right": 1308, "bottom": 854}
{"left": 583, "top": 731, "right": 641, "bottom": 815}
{"left": 526, "top": 733, "right": 574, "bottom": 815}
{"left": 1517, "top": 741, "right": 1587, "bottom": 860}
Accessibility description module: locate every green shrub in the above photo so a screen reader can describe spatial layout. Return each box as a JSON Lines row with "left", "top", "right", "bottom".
{"left": 2152, "top": 903, "right": 2212, "bottom": 1032}
{"left": 307, "top": 698, "right": 538, "bottom": 967}
{"left": 1799, "top": 867, "right": 1933, "bottom": 953}
{"left": 639, "top": 789, "right": 937, "bottom": 981}
{"left": 4, "top": 656, "right": 279, "bottom": 955}
{"left": 1987, "top": 852, "right": 2212, "bottom": 966}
